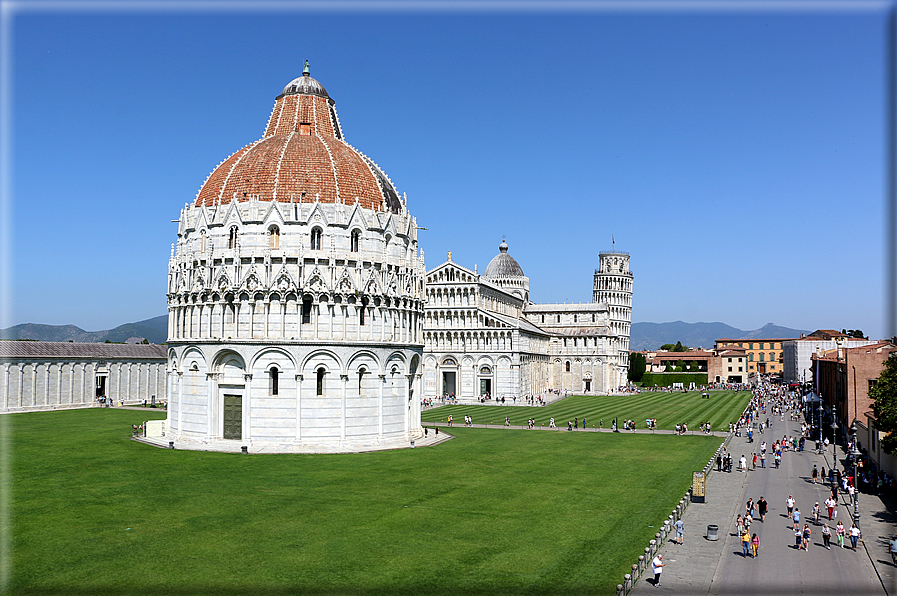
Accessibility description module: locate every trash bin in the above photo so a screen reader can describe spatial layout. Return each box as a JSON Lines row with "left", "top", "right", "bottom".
{"left": 707, "top": 525, "right": 719, "bottom": 541}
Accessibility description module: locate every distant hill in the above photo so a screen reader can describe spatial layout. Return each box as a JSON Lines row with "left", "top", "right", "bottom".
{"left": 630, "top": 322, "right": 810, "bottom": 351}
{"left": 1, "top": 315, "right": 810, "bottom": 351}
{"left": 1, "top": 315, "right": 168, "bottom": 345}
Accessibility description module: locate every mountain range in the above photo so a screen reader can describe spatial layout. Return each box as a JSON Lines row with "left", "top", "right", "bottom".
{"left": 1, "top": 316, "right": 809, "bottom": 351}
{"left": 629, "top": 321, "right": 810, "bottom": 351}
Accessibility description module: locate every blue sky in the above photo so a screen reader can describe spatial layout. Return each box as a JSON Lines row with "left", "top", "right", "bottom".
{"left": 2, "top": 1, "right": 892, "bottom": 339}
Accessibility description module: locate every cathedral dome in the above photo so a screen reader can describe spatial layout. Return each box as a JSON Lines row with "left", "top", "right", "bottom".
{"left": 484, "top": 239, "right": 525, "bottom": 278}
{"left": 194, "top": 63, "right": 402, "bottom": 213}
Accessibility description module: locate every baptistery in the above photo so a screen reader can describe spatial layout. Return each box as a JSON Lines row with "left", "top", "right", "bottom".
{"left": 166, "top": 63, "right": 426, "bottom": 452}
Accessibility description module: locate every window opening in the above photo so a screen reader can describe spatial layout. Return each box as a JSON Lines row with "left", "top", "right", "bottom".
{"left": 302, "top": 298, "right": 312, "bottom": 324}
{"left": 269, "top": 366, "right": 279, "bottom": 395}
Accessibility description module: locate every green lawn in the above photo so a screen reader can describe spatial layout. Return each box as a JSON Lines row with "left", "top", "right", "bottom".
{"left": 8, "top": 408, "right": 722, "bottom": 595}
{"left": 422, "top": 391, "right": 752, "bottom": 431}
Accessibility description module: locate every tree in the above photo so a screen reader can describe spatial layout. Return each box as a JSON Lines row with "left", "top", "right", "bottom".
{"left": 628, "top": 352, "right": 646, "bottom": 382}
{"left": 659, "top": 341, "right": 689, "bottom": 352}
{"left": 842, "top": 329, "right": 867, "bottom": 339}
{"left": 871, "top": 353, "right": 897, "bottom": 454}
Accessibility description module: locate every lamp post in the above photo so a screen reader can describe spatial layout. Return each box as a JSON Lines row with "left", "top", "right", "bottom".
{"left": 850, "top": 421, "right": 860, "bottom": 526}
{"left": 830, "top": 411, "right": 839, "bottom": 461}
{"left": 818, "top": 394, "right": 823, "bottom": 453}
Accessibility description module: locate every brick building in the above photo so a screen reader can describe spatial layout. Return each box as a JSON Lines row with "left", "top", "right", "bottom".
{"left": 812, "top": 341, "right": 897, "bottom": 435}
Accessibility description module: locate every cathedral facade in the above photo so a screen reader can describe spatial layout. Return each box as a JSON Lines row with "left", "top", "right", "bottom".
{"left": 166, "top": 65, "right": 426, "bottom": 451}
{"left": 422, "top": 241, "right": 632, "bottom": 400}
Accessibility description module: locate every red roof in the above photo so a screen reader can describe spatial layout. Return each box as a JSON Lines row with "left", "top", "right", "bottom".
{"left": 195, "top": 71, "right": 400, "bottom": 213}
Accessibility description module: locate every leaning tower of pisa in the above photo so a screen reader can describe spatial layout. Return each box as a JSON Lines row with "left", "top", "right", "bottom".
{"left": 593, "top": 251, "right": 633, "bottom": 386}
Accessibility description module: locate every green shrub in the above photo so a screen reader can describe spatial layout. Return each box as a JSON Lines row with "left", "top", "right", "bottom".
{"left": 641, "top": 372, "right": 708, "bottom": 387}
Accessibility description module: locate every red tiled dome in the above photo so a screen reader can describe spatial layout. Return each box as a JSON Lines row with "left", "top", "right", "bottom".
{"left": 195, "top": 67, "right": 401, "bottom": 213}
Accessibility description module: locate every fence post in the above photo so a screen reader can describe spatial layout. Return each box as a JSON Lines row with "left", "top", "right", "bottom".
{"left": 624, "top": 574, "right": 632, "bottom": 594}
{"left": 616, "top": 584, "right": 624, "bottom": 596}
{"left": 638, "top": 555, "right": 645, "bottom": 574}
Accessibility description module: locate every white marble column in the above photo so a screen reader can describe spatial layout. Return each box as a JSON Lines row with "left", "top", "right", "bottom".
{"left": 295, "top": 373, "right": 303, "bottom": 441}
{"left": 243, "top": 373, "right": 252, "bottom": 440}
{"left": 378, "top": 373, "right": 385, "bottom": 439}
{"left": 340, "top": 374, "right": 348, "bottom": 441}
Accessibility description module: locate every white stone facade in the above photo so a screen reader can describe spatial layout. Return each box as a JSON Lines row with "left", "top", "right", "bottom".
{"left": 166, "top": 67, "right": 426, "bottom": 452}
{"left": 0, "top": 342, "right": 167, "bottom": 411}
{"left": 422, "top": 243, "right": 632, "bottom": 399}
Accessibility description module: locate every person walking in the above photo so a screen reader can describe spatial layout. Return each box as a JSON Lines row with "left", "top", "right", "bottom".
{"left": 757, "top": 497, "right": 767, "bottom": 522}
{"left": 792, "top": 508, "right": 800, "bottom": 531}
{"left": 836, "top": 520, "right": 846, "bottom": 548}
{"left": 742, "top": 529, "right": 751, "bottom": 557}
{"left": 813, "top": 502, "right": 820, "bottom": 524}
{"left": 822, "top": 524, "right": 832, "bottom": 549}
{"left": 812, "top": 465, "right": 819, "bottom": 484}
{"left": 651, "top": 554, "right": 664, "bottom": 587}
{"left": 802, "top": 524, "right": 812, "bottom": 551}
{"left": 740, "top": 455, "right": 747, "bottom": 472}
{"left": 849, "top": 523, "right": 861, "bottom": 550}
{"left": 825, "top": 496, "right": 836, "bottom": 520}
{"left": 786, "top": 495, "right": 795, "bottom": 517}
{"left": 751, "top": 533, "right": 760, "bottom": 558}
{"left": 674, "top": 518, "right": 684, "bottom": 545}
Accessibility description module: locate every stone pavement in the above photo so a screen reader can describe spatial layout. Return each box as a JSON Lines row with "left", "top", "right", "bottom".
{"left": 632, "top": 413, "right": 895, "bottom": 595}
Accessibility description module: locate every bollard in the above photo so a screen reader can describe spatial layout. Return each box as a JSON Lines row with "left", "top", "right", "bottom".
{"left": 241, "top": 446, "right": 248, "bottom": 454}
{"left": 169, "top": 441, "right": 174, "bottom": 449}
{"left": 617, "top": 585, "right": 624, "bottom": 596}
{"left": 624, "top": 573, "right": 632, "bottom": 593}
{"left": 638, "top": 555, "right": 645, "bottom": 574}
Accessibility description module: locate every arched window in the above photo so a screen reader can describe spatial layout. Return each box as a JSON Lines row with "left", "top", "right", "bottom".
{"left": 574, "top": 314, "right": 577, "bottom": 322}
{"left": 228, "top": 226, "right": 238, "bottom": 249}
{"left": 269, "top": 366, "right": 279, "bottom": 395}
{"left": 565, "top": 361, "right": 571, "bottom": 372}
{"left": 358, "top": 367, "right": 367, "bottom": 393}
{"left": 311, "top": 227, "right": 322, "bottom": 250}
{"left": 269, "top": 226, "right": 280, "bottom": 250}
{"left": 557, "top": 314, "right": 561, "bottom": 323}
{"left": 316, "top": 368, "right": 325, "bottom": 396}
{"left": 359, "top": 299, "right": 366, "bottom": 326}
{"left": 350, "top": 229, "right": 360, "bottom": 252}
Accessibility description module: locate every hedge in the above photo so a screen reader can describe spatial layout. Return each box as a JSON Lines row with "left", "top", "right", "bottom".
{"left": 640, "top": 372, "right": 709, "bottom": 387}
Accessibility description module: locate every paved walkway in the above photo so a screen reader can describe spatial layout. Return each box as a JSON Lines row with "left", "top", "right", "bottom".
{"left": 632, "top": 413, "right": 895, "bottom": 595}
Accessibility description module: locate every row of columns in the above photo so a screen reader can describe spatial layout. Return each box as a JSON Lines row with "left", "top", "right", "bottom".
{"left": 169, "top": 365, "right": 422, "bottom": 443}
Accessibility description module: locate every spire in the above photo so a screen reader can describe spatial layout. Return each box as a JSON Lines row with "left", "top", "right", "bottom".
{"left": 303, "top": 60, "right": 310, "bottom": 76}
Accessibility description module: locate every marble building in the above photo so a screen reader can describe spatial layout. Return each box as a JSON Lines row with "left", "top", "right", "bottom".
{"left": 422, "top": 241, "right": 632, "bottom": 400}
{"left": 165, "top": 64, "right": 426, "bottom": 451}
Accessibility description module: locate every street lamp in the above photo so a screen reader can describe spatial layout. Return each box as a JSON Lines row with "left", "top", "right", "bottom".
{"left": 850, "top": 421, "right": 860, "bottom": 526}
{"left": 830, "top": 410, "right": 839, "bottom": 460}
